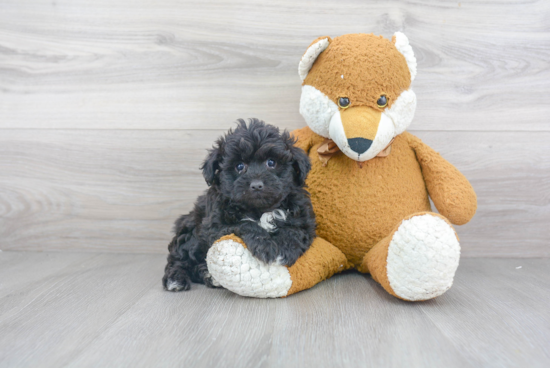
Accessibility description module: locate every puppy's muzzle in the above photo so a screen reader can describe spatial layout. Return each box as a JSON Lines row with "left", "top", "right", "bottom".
{"left": 250, "top": 180, "right": 264, "bottom": 191}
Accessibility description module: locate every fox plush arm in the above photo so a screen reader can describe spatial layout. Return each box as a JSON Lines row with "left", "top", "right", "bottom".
{"left": 407, "top": 133, "right": 477, "bottom": 225}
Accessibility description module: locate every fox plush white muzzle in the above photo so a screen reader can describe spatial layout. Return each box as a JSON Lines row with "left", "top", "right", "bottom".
{"left": 300, "top": 85, "right": 417, "bottom": 162}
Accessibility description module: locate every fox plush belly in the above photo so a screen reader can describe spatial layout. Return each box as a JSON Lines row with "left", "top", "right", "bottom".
{"left": 305, "top": 131, "right": 431, "bottom": 266}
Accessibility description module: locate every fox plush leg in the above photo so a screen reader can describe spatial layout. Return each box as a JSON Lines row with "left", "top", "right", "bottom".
{"left": 206, "top": 235, "right": 350, "bottom": 298}
{"left": 358, "top": 212, "right": 460, "bottom": 301}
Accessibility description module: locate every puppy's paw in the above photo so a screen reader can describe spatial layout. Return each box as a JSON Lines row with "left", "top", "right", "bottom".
{"left": 206, "top": 235, "right": 292, "bottom": 298}
{"left": 273, "top": 251, "right": 302, "bottom": 267}
{"left": 162, "top": 270, "right": 192, "bottom": 292}
{"left": 165, "top": 279, "right": 188, "bottom": 292}
{"left": 203, "top": 272, "right": 222, "bottom": 288}
{"left": 237, "top": 233, "right": 279, "bottom": 265}
{"left": 194, "top": 263, "right": 222, "bottom": 289}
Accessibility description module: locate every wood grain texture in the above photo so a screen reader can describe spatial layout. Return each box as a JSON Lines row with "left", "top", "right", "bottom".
{"left": 0, "top": 252, "right": 93, "bottom": 306}
{"left": 0, "top": 252, "right": 165, "bottom": 368}
{"left": 419, "top": 258, "right": 550, "bottom": 367}
{"left": 0, "top": 252, "right": 548, "bottom": 368}
{"left": 1, "top": 0, "right": 549, "bottom": 131}
{"left": 0, "top": 0, "right": 549, "bottom": 256}
{"left": 1, "top": 129, "right": 548, "bottom": 256}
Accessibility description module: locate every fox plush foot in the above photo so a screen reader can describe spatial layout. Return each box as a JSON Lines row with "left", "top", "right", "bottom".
{"left": 362, "top": 212, "right": 461, "bottom": 301}
{"left": 206, "top": 235, "right": 349, "bottom": 298}
{"left": 206, "top": 235, "right": 292, "bottom": 298}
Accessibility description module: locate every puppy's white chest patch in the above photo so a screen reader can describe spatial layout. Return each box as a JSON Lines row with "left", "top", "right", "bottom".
{"left": 243, "top": 209, "right": 287, "bottom": 232}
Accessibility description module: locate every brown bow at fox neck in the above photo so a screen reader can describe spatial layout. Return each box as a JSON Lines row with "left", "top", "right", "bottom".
{"left": 317, "top": 138, "right": 395, "bottom": 168}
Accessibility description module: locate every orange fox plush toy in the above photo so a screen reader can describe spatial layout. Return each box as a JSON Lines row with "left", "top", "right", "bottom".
{"left": 206, "top": 32, "right": 477, "bottom": 301}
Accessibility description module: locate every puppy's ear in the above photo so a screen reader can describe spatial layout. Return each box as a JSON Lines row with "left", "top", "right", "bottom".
{"left": 201, "top": 141, "right": 224, "bottom": 186}
{"left": 290, "top": 145, "right": 311, "bottom": 187}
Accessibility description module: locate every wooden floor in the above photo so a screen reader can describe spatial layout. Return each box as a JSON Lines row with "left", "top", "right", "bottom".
{"left": 0, "top": 252, "right": 548, "bottom": 368}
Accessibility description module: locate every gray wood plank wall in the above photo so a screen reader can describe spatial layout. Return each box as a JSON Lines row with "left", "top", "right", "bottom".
{"left": 1, "top": 0, "right": 549, "bottom": 256}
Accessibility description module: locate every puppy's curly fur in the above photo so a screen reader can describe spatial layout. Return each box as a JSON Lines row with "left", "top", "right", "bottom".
{"left": 163, "top": 119, "right": 316, "bottom": 292}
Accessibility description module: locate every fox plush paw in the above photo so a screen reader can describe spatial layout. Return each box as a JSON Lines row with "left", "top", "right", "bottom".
{"left": 206, "top": 235, "right": 292, "bottom": 298}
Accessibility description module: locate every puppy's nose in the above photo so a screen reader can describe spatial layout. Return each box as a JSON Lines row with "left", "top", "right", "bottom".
{"left": 250, "top": 180, "right": 264, "bottom": 191}
{"left": 348, "top": 138, "right": 372, "bottom": 154}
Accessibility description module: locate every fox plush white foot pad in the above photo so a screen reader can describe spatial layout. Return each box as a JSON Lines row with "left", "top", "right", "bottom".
{"left": 206, "top": 239, "right": 292, "bottom": 298}
{"left": 387, "top": 214, "right": 460, "bottom": 301}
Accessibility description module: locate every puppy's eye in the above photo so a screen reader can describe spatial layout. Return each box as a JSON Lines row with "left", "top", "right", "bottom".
{"left": 338, "top": 97, "right": 350, "bottom": 109}
{"left": 377, "top": 95, "right": 388, "bottom": 108}
{"left": 235, "top": 162, "right": 246, "bottom": 173}
{"left": 266, "top": 159, "right": 276, "bottom": 168}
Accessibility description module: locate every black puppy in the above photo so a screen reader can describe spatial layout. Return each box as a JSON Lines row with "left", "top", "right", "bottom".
{"left": 163, "top": 119, "right": 316, "bottom": 291}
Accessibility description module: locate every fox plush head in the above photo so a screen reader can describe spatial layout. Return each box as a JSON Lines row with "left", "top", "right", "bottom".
{"left": 299, "top": 32, "right": 417, "bottom": 162}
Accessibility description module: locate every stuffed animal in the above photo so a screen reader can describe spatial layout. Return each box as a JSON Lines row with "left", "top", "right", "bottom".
{"left": 206, "top": 32, "right": 477, "bottom": 301}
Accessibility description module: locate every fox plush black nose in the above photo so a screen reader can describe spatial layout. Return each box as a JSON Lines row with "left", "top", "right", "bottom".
{"left": 348, "top": 138, "right": 373, "bottom": 154}
{"left": 250, "top": 180, "right": 264, "bottom": 191}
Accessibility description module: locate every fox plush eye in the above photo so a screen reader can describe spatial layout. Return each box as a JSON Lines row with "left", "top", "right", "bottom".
{"left": 235, "top": 162, "right": 247, "bottom": 173}
{"left": 338, "top": 97, "right": 350, "bottom": 109}
{"left": 266, "top": 159, "right": 276, "bottom": 168}
{"left": 377, "top": 95, "right": 388, "bottom": 108}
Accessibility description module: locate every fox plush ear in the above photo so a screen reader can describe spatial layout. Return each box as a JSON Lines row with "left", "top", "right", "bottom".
{"left": 392, "top": 32, "right": 417, "bottom": 82}
{"left": 201, "top": 141, "right": 224, "bottom": 186}
{"left": 299, "top": 36, "right": 332, "bottom": 81}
